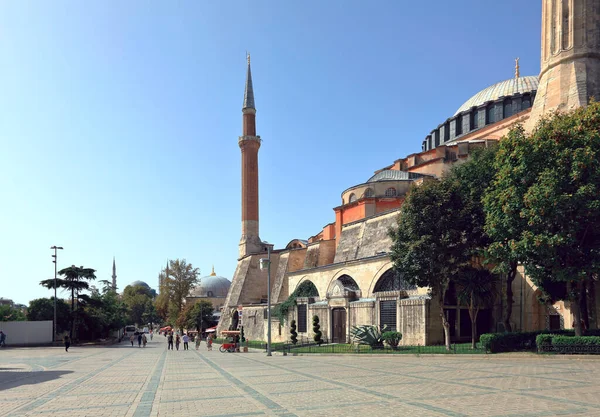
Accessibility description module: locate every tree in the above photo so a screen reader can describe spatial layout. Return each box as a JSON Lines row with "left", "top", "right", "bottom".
{"left": 0, "top": 304, "right": 26, "bottom": 321}
{"left": 27, "top": 297, "right": 70, "bottom": 333}
{"left": 290, "top": 320, "right": 298, "bottom": 345}
{"left": 122, "top": 284, "right": 155, "bottom": 327}
{"left": 484, "top": 126, "right": 531, "bottom": 332}
{"left": 183, "top": 301, "right": 214, "bottom": 333}
{"left": 40, "top": 265, "right": 96, "bottom": 339}
{"left": 455, "top": 268, "right": 498, "bottom": 349}
{"left": 164, "top": 259, "right": 200, "bottom": 321}
{"left": 142, "top": 300, "right": 161, "bottom": 330}
{"left": 313, "top": 315, "right": 322, "bottom": 345}
{"left": 389, "top": 178, "right": 469, "bottom": 350}
{"left": 486, "top": 103, "right": 600, "bottom": 336}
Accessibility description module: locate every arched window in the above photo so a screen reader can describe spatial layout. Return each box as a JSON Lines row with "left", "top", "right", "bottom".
{"left": 385, "top": 187, "right": 397, "bottom": 197}
{"left": 294, "top": 280, "right": 319, "bottom": 298}
{"left": 337, "top": 275, "right": 360, "bottom": 291}
{"left": 503, "top": 100, "right": 513, "bottom": 118}
{"left": 373, "top": 269, "right": 416, "bottom": 292}
{"left": 364, "top": 188, "right": 374, "bottom": 198}
{"left": 349, "top": 193, "right": 356, "bottom": 203}
{"left": 207, "top": 291, "right": 214, "bottom": 297}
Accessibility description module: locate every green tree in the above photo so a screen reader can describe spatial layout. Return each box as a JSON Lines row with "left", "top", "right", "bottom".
{"left": 142, "top": 300, "right": 161, "bottom": 330}
{"left": 27, "top": 297, "right": 70, "bottom": 333}
{"left": 487, "top": 104, "right": 600, "bottom": 336}
{"left": 122, "top": 284, "right": 155, "bottom": 326}
{"left": 455, "top": 268, "right": 498, "bottom": 349}
{"left": 484, "top": 126, "right": 531, "bottom": 332}
{"left": 389, "top": 178, "right": 469, "bottom": 350}
{"left": 0, "top": 304, "right": 26, "bottom": 321}
{"left": 164, "top": 259, "right": 200, "bottom": 321}
{"left": 183, "top": 301, "right": 214, "bottom": 333}
{"left": 40, "top": 265, "right": 96, "bottom": 339}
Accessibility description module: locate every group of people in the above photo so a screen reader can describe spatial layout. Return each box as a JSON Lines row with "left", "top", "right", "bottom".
{"left": 130, "top": 332, "right": 150, "bottom": 348}
{"left": 166, "top": 331, "right": 213, "bottom": 351}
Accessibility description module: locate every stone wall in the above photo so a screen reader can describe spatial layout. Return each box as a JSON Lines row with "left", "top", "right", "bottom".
{"left": 271, "top": 252, "right": 289, "bottom": 303}
{"left": 334, "top": 210, "right": 399, "bottom": 263}
{"left": 398, "top": 297, "right": 428, "bottom": 346}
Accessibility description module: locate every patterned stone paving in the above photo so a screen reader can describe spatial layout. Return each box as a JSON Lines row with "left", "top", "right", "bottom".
{"left": 1, "top": 337, "right": 600, "bottom": 416}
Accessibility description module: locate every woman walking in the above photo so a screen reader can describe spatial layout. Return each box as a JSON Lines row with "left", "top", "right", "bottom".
{"left": 206, "top": 333, "right": 213, "bottom": 351}
{"left": 195, "top": 333, "right": 201, "bottom": 350}
{"left": 142, "top": 333, "right": 147, "bottom": 348}
{"left": 130, "top": 334, "right": 135, "bottom": 347}
{"left": 63, "top": 334, "right": 70, "bottom": 352}
{"left": 175, "top": 334, "right": 181, "bottom": 351}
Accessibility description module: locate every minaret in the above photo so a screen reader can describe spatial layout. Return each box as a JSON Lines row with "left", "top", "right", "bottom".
{"left": 527, "top": 0, "right": 600, "bottom": 130}
{"left": 111, "top": 257, "right": 117, "bottom": 290}
{"left": 238, "top": 53, "right": 263, "bottom": 258}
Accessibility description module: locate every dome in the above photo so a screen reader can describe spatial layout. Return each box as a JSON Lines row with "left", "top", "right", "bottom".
{"left": 367, "top": 170, "right": 427, "bottom": 182}
{"left": 188, "top": 268, "right": 231, "bottom": 298}
{"left": 130, "top": 280, "right": 150, "bottom": 289}
{"left": 454, "top": 76, "right": 538, "bottom": 116}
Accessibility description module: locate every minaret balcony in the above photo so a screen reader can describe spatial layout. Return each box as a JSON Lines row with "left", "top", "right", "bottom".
{"left": 238, "top": 135, "right": 262, "bottom": 146}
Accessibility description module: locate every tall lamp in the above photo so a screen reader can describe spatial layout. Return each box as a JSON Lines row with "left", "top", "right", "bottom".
{"left": 50, "top": 246, "right": 64, "bottom": 342}
{"left": 259, "top": 241, "right": 272, "bottom": 356}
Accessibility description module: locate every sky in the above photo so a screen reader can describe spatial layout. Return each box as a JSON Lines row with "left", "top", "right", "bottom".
{"left": 0, "top": 1, "right": 542, "bottom": 305}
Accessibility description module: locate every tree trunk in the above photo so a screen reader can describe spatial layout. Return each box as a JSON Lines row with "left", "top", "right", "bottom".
{"left": 570, "top": 281, "right": 583, "bottom": 337}
{"left": 439, "top": 295, "right": 451, "bottom": 351}
{"left": 503, "top": 264, "right": 517, "bottom": 333}
{"left": 470, "top": 307, "right": 479, "bottom": 350}
{"left": 580, "top": 279, "right": 589, "bottom": 332}
{"left": 70, "top": 287, "right": 75, "bottom": 339}
{"left": 587, "top": 278, "right": 597, "bottom": 330}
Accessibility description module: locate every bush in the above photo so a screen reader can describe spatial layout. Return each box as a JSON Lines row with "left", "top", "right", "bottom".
{"left": 382, "top": 331, "right": 402, "bottom": 349}
{"left": 535, "top": 334, "right": 554, "bottom": 349}
{"left": 480, "top": 330, "right": 575, "bottom": 353}
{"left": 290, "top": 320, "right": 298, "bottom": 345}
{"left": 312, "top": 316, "right": 322, "bottom": 345}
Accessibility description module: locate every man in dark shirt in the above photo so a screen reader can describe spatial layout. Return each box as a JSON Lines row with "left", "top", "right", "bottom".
{"left": 167, "top": 332, "right": 174, "bottom": 350}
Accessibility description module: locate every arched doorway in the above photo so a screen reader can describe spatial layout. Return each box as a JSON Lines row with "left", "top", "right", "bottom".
{"left": 373, "top": 269, "right": 416, "bottom": 293}
{"left": 331, "top": 308, "right": 347, "bottom": 343}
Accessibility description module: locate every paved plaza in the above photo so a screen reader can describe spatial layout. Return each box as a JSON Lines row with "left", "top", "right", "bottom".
{"left": 1, "top": 337, "right": 600, "bottom": 417}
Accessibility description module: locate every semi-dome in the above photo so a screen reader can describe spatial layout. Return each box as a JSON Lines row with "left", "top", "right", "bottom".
{"left": 130, "top": 280, "right": 150, "bottom": 288}
{"left": 367, "top": 170, "right": 426, "bottom": 182}
{"left": 454, "top": 76, "right": 538, "bottom": 116}
{"left": 188, "top": 267, "right": 231, "bottom": 298}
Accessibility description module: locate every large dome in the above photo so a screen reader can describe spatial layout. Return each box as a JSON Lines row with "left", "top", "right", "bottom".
{"left": 188, "top": 269, "right": 231, "bottom": 298}
{"left": 130, "top": 280, "right": 150, "bottom": 289}
{"left": 454, "top": 76, "right": 538, "bottom": 116}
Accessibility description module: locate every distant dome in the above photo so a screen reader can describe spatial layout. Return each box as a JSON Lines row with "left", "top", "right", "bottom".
{"left": 130, "top": 280, "right": 150, "bottom": 289}
{"left": 188, "top": 268, "right": 231, "bottom": 298}
{"left": 454, "top": 76, "right": 538, "bottom": 116}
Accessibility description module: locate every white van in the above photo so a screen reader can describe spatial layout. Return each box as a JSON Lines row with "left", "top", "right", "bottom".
{"left": 124, "top": 325, "right": 137, "bottom": 338}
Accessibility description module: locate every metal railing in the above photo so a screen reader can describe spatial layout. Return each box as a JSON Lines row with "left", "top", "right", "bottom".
{"left": 538, "top": 344, "right": 600, "bottom": 355}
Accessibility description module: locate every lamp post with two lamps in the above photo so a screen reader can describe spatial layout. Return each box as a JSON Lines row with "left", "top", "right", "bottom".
{"left": 50, "top": 246, "right": 63, "bottom": 343}
{"left": 259, "top": 241, "right": 272, "bottom": 356}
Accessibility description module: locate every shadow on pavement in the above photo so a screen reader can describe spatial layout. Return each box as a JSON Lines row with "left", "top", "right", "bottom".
{"left": 0, "top": 370, "right": 73, "bottom": 391}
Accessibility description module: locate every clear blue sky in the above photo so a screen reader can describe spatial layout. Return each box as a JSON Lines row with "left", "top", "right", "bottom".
{"left": 0, "top": 1, "right": 541, "bottom": 305}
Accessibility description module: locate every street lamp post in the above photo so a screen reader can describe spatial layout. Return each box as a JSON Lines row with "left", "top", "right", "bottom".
{"left": 259, "top": 242, "right": 272, "bottom": 356}
{"left": 50, "top": 246, "right": 63, "bottom": 342}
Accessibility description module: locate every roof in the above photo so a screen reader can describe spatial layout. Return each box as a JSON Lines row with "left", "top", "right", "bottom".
{"left": 130, "top": 280, "right": 150, "bottom": 288}
{"left": 367, "top": 170, "right": 427, "bottom": 183}
{"left": 454, "top": 75, "right": 538, "bottom": 115}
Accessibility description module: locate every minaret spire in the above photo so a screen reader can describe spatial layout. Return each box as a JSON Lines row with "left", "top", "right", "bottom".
{"left": 111, "top": 257, "right": 117, "bottom": 290}
{"left": 243, "top": 53, "right": 255, "bottom": 111}
{"left": 238, "top": 54, "right": 263, "bottom": 258}
{"left": 515, "top": 57, "right": 520, "bottom": 78}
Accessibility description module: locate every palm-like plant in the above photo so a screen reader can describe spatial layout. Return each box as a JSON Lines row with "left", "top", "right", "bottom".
{"left": 41, "top": 265, "right": 96, "bottom": 339}
{"left": 350, "top": 325, "right": 387, "bottom": 349}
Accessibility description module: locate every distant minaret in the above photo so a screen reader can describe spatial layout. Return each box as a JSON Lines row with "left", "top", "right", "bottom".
{"left": 238, "top": 53, "right": 264, "bottom": 258}
{"left": 111, "top": 257, "right": 117, "bottom": 290}
{"left": 528, "top": 0, "right": 600, "bottom": 130}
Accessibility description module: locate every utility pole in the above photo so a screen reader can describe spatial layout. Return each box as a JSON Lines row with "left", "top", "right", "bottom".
{"left": 50, "top": 246, "right": 63, "bottom": 343}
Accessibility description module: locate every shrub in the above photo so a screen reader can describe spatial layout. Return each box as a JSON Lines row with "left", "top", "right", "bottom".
{"left": 382, "top": 331, "right": 402, "bottom": 349}
{"left": 480, "top": 330, "right": 575, "bottom": 353}
{"left": 312, "top": 316, "right": 322, "bottom": 345}
{"left": 350, "top": 325, "right": 386, "bottom": 349}
{"left": 290, "top": 320, "right": 298, "bottom": 345}
{"left": 535, "top": 334, "right": 554, "bottom": 350}
{"left": 240, "top": 326, "right": 246, "bottom": 343}
{"left": 551, "top": 335, "right": 600, "bottom": 354}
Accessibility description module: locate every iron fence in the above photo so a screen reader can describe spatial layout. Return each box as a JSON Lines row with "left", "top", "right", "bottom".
{"left": 537, "top": 344, "right": 600, "bottom": 355}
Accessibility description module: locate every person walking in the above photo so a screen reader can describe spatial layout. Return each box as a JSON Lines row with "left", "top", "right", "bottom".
{"left": 0, "top": 331, "right": 6, "bottom": 347}
{"left": 63, "top": 334, "right": 70, "bottom": 352}
{"left": 195, "top": 333, "right": 201, "bottom": 350}
{"left": 207, "top": 333, "right": 213, "bottom": 351}
{"left": 142, "top": 333, "right": 147, "bottom": 348}
{"left": 150, "top": 332, "right": 153, "bottom": 341}
{"left": 130, "top": 334, "right": 135, "bottom": 347}
{"left": 137, "top": 333, "right": 143, "bottom": 348}
{"left": 167, "top": 332, "right": 174, "bottom": 350}
{"left": 182, "top": 333, "right": 189, "bottom": 351}
{"left": 175, "top": 334, "right": 181, "bottom": 351}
